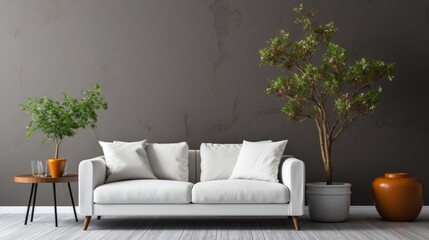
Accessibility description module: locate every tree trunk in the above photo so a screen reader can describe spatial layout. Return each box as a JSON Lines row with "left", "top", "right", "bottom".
{"left": 315, "top": 120, "right": 333, "bottom": 185}
{"left": 323, "top": 148, "right": 333, "bottom": 185}
{"left": 54, "top": 139, "right": 62, "bottom": 159}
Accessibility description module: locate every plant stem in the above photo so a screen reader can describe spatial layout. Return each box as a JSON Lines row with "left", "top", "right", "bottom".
{"left": 315, "top": 118, "right": 333, "bottom": 185}
{"left": 54, "top": 139, "right": 62, "bottom": 159}
{"left": 321, "top": 139, "right": 333, "bottom": 184}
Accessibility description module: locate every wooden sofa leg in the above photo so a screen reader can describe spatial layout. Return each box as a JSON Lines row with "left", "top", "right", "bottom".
{"left": 83, "top": 216, "right": 91, "bottom": 230}
{"left": 97, "top": 216, "right": 101, "bottom": 220}
{"left": 291, "top": 216, "right": 300, "bottom": 230}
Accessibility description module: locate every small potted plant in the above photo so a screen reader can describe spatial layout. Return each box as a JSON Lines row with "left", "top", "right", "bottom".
{"left": 21, "top": 83, "right": 108, "bottom": 178}
{"left": 259, "top": 4, "right": 394, "bottom": 222}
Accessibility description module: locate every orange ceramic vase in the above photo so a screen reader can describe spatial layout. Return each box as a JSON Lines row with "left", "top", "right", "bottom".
{"left": 48, "top": 158, "right": 67, "bottom": 178}
{"left": 372, "top": 173, "right": 423, "bottom": 221}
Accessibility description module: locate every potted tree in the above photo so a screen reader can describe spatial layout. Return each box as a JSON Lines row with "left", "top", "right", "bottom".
{"left": 259, "top": 5, "right": 394, "bottom": 222}
{"left": 21, "top": 83, "right": 108, "bottom": 178}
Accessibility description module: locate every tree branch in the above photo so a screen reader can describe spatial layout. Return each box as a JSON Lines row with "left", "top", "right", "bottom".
{"left": 314, "top": 117, "right": 327, "bottom": 165}
{"left": 329, "top": 115, "right": 340, "bottom": 140}
{"left": 294, "top": 66, "right": 305, "bottom": 74}
{"left": 332, "top": 114, "right": 359, "bottom": 141}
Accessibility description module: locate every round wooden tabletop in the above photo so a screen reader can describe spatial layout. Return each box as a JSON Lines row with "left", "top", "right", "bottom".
{"left": 14, "top": 174, "right": 78, "bottom": 184}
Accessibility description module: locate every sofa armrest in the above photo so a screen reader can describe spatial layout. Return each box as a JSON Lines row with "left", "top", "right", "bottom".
{"left": 281, "top": 156, "right": 305, "bottom": 216}
{"left": 78, "top": 156, "right": 106, "bottom": 216}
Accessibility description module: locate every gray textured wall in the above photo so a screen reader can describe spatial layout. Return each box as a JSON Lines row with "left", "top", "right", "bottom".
{"left": 1, "top": 0, "right": 428, "bottom": 206}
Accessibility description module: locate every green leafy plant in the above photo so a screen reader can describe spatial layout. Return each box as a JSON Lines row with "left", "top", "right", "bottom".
{"left": 21, "top": 83, "right": 108, "bottom": 159}
{"left": 259, "top": 4, "right": 394, "bottom": 184}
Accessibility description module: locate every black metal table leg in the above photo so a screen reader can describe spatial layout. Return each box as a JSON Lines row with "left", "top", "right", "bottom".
{"left": 67, "top": 182, "right": 78, "bottom": 222}
{"left": 30, "top": 183, "right": 38, "bottom": 222}
{"left": 53, "top": 183, "right": 58, "bottom": 227}
{"left": 24, "top": 183, "right": 34, "bottom": 225}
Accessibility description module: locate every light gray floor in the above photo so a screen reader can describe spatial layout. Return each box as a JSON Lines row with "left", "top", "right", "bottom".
{"left": 0, "top": 207, "right": 428, "bottom": 240}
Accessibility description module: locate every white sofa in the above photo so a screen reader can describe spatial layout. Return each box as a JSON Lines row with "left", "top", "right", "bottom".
{"left": 78, "top": 150, "right": 305, "bottom": 230}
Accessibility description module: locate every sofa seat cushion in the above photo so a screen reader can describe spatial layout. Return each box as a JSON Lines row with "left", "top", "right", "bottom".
{"left": 192, "top": 179, "right": 289, "bottom": 204}
{"left": 94, "top": 179, "right": 193, "bottom": 204}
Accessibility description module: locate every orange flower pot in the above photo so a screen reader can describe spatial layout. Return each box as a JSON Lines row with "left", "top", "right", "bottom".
{"left": 372, "top": 173, "right": 423, "bottom": 221}
{"left": 48, "top": 158, "right": 67, "bottom": 178}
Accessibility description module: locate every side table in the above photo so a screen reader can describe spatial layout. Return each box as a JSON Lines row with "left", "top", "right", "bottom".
{"left": 14, "top": 174, "right": 78, "bottom": 227}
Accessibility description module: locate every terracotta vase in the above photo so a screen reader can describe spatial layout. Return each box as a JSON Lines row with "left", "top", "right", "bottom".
{"left": 48, "top": 158, "right": 67, "bottom": 178}
{"left": 372, "top": 173, "right": 423, "bottom": 221}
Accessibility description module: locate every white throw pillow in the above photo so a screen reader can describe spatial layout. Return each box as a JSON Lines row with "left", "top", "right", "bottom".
{"left": 146, "top": 142, "right": 189, "bottom": 181}
{"left": 229, "top": 140, "right": 288, "bottom": 182}
{"left": 200, "top": 143, "right": 242, "bottom": 182}
{"left": 99, "top": 140, "right": 157, "bottom": 183}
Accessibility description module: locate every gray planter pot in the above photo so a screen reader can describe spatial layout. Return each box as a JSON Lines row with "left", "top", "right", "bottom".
{"left": 306, "top": 182, "right": 352, "bottom": 222}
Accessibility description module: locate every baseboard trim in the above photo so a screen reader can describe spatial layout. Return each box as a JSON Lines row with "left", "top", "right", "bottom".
{"left": 0, "top": 205, "right": 426, "bottom": 214}
{"left": 0, "top": 206, "right": 76, "bottom": 214}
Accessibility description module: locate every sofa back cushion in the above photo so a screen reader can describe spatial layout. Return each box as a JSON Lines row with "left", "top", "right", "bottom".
{"left": 146, "top": 142, "right": 189, "bottom": 181}
{"left": 199, "top": 143, "right": 242, "bottom": 182}
{"left": 189, "top": 150, "right": 291, "bottom": 183}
